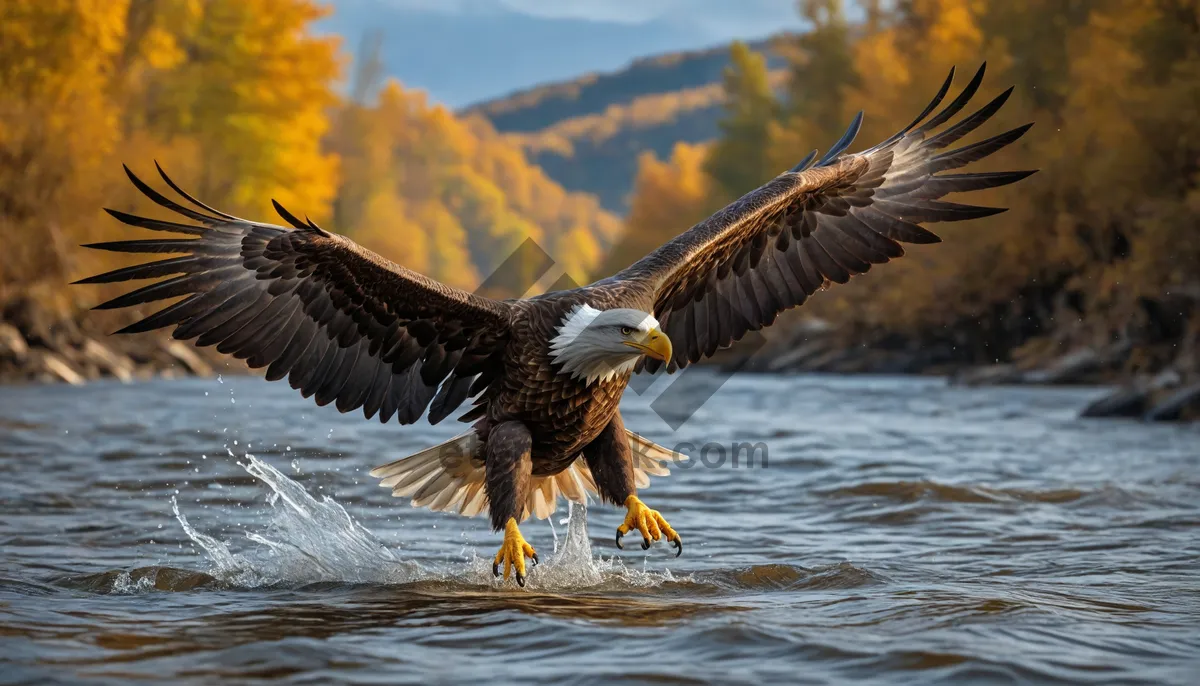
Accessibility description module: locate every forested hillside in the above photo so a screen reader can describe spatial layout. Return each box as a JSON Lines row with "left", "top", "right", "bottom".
{"left": 0, "top": 0, "right": 618, "bottom": 299}
{"left": 463, "top": 40, "right": 788, "bottom": 211}
{"left": 607, "top": 0, "right": 1200, "bottom": 392}
{"left": 0, "top": 0, "right": 618, "bottom": 382}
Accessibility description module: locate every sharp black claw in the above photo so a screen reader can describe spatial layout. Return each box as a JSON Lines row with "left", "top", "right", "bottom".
{"left": 531, "top": 553, "right": 539, "bottom": 566}
{"left": 641, "top": 537, "right": 651, "bottom": 550}
{"left": 615, "top": 533, "right": 624, "bottom": 550}
{"left": 516, "top": 573, "right": 526, "bottom": 588}
{"left": 492, "top": 562, "right": 500, "bottom": 577}
{"left": 672, "top": 538, "right": 683, "bottom": 557}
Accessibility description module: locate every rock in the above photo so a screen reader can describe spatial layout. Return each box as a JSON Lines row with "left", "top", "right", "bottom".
{"left": 38, "top": 351, "right": 85, "bottom": 385}
{"left": 1020, "top": 347, "right": 1104, "bottom": 384}
{"left": 3, "top": 296, "right": 79, "bottom": 350}
{"left": 800, "top": 346, "right": 854, "bottom": 371}
{"left": 1149, "top": 368, "right": 1182, "bottom": 391}
{"left": 1080, "top": 386, "right": 1150, "bottom": 418}
{"left": 791, "top": 317, "right": 834, "bottom": 337}
{"left": 81, "top": 338, "right": 134, "bottom": 383}
{"left": 1144, "top": 383, "right": 1200, "bottom": 422}
{"left": 953, "top": 343, "right": 1132, "bottom": 387}
{"left": 952, "top": 363, "right": 1023, "bottom": 386}
{"left": 765, "top": 338, "right": 837, "bottom": 372}
{"left": 164, "top": 340, "right": 212, "bottom": 377}
{"left": 0, "top": 322, "right": 29, "bottom": 361}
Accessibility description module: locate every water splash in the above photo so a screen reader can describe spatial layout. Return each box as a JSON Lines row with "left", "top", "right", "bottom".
{"left": 537, "top": 502, "right": 605, "bottom": 586}
{"left": 174, "top": 452, "right": 678, "bottom": 591}
{"left": 107, "top": 570, "right": 158, "bottom": 595}
{"left": 174, "top": 454, "right": 420, "bottom": 587}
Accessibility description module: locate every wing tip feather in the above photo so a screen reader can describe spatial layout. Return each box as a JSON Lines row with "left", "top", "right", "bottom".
{"left": 788, "top": 149, "right": 819, "bottom": 173}
{"left": 272, "top": 199, "right": 308, "bottom": 229}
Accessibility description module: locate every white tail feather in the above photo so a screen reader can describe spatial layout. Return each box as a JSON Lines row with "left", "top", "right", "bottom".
{"left": 368, "top": 430, "right": 680, "bottom": 522}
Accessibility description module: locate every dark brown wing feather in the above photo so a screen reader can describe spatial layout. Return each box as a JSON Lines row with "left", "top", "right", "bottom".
{"left": 614, "top": 64, "right": 1036, "bottom": 372}
{"left": 76, "top": 164, "right": 513, "bottom": 424}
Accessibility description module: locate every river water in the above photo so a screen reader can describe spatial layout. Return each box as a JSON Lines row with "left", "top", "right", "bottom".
{"left": 1, "top": 372, "right": 1198, "bottom": 684}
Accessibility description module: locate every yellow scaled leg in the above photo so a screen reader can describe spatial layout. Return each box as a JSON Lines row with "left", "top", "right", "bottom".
{"left": 492, "top": 518, "right": 538, "bottom": 587}
{"left": 616, "top": 495, "right": 683, "bottom": 557}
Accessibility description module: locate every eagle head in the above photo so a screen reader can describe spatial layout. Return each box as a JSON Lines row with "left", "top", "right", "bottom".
{"left": 548, "top": 304, "right": 672, "bottom": 385}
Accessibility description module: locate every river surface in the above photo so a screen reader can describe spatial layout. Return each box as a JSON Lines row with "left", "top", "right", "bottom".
{"left": 1, "top": 372, "right": 1198, "bottom": 684}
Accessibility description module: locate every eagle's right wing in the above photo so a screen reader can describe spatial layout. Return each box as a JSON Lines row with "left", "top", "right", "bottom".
{"left": 76, "top": 165, "right": 512, "bottom": 424}
{"left": 612, "top": 65, "right": 1035, "bottom": 372}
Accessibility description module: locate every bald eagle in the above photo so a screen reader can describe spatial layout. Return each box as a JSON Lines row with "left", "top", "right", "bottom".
{"left": 77, "top": 65, "right": 1032, "bottom": 585}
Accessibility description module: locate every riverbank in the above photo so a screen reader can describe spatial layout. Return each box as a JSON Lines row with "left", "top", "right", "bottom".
{"left": 732, "top": 317, "right": 1200, "bottom": 422}
{"left": 0, "top": 295, "right": 220, "bottom": 386}
{"left": 3, "top": 296, "right": 1197, "bottom": 421}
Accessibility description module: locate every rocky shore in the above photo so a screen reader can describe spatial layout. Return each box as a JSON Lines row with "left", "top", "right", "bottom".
{"left": 0, "top": 296, "right": 221, "bottom": 386}
{"left": 733, "top": 319, "right": 1200, "bottom": 422}
{"left": 3, "top": 298, "right": 1197, "bottom": 422}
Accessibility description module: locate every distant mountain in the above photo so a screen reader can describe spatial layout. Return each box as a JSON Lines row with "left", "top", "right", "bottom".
{"left": 320, "top": 1, "right": 801, "bottom": 108}
{"left": 461, "top": 39, "right": 789, "bottom": 212}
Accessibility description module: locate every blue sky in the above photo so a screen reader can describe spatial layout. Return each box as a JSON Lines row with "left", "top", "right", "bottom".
{"left": 322, "top": 0, "right": 805, "bottom": 107}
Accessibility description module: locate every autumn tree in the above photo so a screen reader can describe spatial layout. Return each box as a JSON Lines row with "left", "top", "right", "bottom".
{"left": 787, "top": 0, "right": 858, "bottom": 136}
{"left": 602, "top": 143, "right": 711, "bottom": 276}
{"left": 137, "top": 0, "right": 342, "bottom": 219}
{"left": 702, "top": 42, "right": 780, "bottom": 207}
{"left": 0, "top": 0, "right": 129, "bottom": 294}
{"left": 328, "top": 79, "right": 620, "bottom": 294}
{"left": 616, "top": 0, "right": 1199, "bottom": 376}
{"left": 0, "top": 0, "right": 343, "bottom": 307}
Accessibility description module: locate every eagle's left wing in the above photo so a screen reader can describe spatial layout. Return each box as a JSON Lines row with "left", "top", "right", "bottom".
{"left": 612, "top": 64, "right": 1035, "bottom": 372}
{"left": 75, "top": 165, "right": 513, "bottom": 424}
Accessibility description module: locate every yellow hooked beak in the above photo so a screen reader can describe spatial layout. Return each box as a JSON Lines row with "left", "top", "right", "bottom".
{"left": 623, "top": 327, "right": 673, "bottom": 362}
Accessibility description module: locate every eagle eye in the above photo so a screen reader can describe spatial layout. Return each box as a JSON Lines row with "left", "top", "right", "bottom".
{"left": 620, "top": 326, "right": 634, "bottom": 336}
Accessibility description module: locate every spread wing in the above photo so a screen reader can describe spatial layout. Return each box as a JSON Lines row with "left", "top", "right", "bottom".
{"left": 76, "top": 164, "right": 513, "bottom": 424}
{"left": 614, "top": 64, "right": 1035, "bottom": 372}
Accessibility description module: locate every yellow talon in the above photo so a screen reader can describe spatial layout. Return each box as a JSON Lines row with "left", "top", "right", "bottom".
{"left": 492, "top": 518, "right": 538, "bottom": 586}
{"left": 616, "top": 495, "right": 682, "bottom": 557}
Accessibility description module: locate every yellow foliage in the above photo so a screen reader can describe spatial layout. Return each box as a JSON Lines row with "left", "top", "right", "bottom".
{"left": 328, "top": 79, "right": 620, "bottom": 294}
{"left": 600, "top": 142, "right": 711, "bottom": 276}
{"left": 150, "top": 0, "right": 342, "bottom": 219}
{"left": 619, "top": 0, "right": 1200, "bottom": 364}
{"left": 356, "top": 192, "right": 431, "bottom": 276}
{"left": 0, "top": 0, "right": 129, "bottom": 292}
{"left": 510, "top": 76, "right": 783, "bottom": 153}
{"left": 2, "top": 2, "right": 619, "bottom": 308}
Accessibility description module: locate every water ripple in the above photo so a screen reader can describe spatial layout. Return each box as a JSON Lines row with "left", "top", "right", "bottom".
{"left": 2, "top": 374, "right": 1199, "bottom": 684}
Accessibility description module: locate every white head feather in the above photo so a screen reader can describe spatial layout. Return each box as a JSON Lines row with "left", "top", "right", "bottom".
{"left": 549, "top": 304, "right": 663, "bottom": 385}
